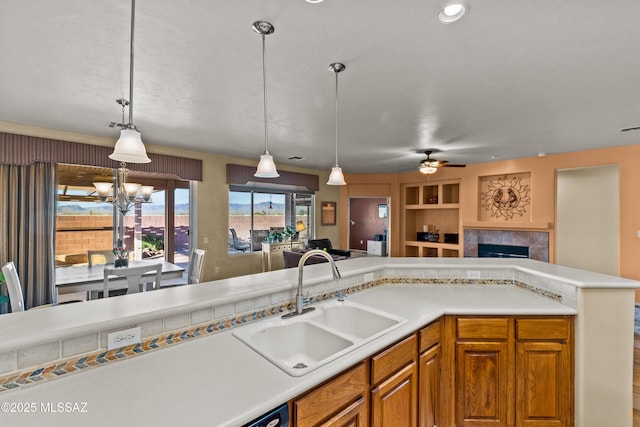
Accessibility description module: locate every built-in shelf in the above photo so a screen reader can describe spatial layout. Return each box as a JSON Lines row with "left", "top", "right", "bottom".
{"left": 401, "top": 179, "right": 462, "bottom": 258}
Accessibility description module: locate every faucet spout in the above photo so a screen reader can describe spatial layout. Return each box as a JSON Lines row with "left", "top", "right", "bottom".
{"left": 283, "top": 249, "right": 341, "bottom": 318}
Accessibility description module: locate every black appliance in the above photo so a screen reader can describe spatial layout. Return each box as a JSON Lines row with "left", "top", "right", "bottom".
{"left": 478, "top": 243, "right": 529, "bottom": 258}
{"left": 444, "top": 233, "right": 459, "bottom": 244}
{"left": 417, "top": 232, "right": 439, "bottom": 242}
{"left": 242, "top": 403, "right": 289, "bottom": 427}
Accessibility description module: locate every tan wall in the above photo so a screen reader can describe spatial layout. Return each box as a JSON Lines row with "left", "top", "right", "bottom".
{"left": 345, "top": 144, "right": 640, "bottom": 294}
{"left": 6, "top": 120, "right": 640, "bottom": 291}
{"left": 0, "top": 121, "right": 341, "bottom": 282}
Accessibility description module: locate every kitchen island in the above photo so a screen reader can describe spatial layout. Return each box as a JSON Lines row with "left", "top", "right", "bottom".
{"left": 0, "top": 258, "right": 636, "bottom": 426}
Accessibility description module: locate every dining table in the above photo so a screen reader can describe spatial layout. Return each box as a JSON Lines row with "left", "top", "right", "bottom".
{"left": 55, "top": 260, "right": 185, "bottom": 297}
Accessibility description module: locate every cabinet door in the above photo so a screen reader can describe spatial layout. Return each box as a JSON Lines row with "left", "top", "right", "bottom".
{"left": 455, "top": 341, "right": 510, "bottom": 426}
{"left": 419, "top": 344, "right": 440, "bottom": 427}
{"left": 318, "top": 397, "right": 368, "bottom": 427}
{"left": 371, "top": 361, "right": 418, "bottom": 427}
{"left": 516, "top": 341, "right": 571, "bottom": 426}
{"left": 294, "top": 363, "right": 367, "bottom": 427}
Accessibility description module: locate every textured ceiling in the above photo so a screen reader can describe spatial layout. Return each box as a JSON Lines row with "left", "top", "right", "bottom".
{"left": 2, "top": 1, "right": 640, "bottom": 173}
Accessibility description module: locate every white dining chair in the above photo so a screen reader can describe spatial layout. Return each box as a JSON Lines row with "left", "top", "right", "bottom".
{"left": 160, "top": 249, "right": 206, "bottom": 288}
{"left": 2, "top": 262, "right": 25, "bottom": 312}
{"left": 187, "top": 249, "right": 206, "bottom": 284}
{"left": 102, "top": 264, "right": 162, "bottom": 298}
{"left": 88, "top": 249, "right": 116, "bottom": 267}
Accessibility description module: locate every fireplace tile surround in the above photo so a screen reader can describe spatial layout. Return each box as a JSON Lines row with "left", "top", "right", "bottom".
{"left": 464, "top": 229, "right": 549, "bottom": 261}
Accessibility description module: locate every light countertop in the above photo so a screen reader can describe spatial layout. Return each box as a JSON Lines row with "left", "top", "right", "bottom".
{"left": 0, "top": 257, "right": 635, "bottom": 353}
{"left": 0, "top": 283, "right": 575, "bottom": 427}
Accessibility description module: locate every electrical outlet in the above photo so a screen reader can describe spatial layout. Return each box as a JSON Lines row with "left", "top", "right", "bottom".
{"left": 215, "top": 266, "right": 220, "bottom": 274}
{"left": 466, "top": 270, "right": 481, "bottom": 280}
{"left": 107, "top": 327, "right": 141, "bottom": 350}
{"left": 364, "top": 272, "right": 374, "bottom": 282}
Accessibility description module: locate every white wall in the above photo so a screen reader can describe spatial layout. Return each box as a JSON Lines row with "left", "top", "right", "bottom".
{"left": 556, "top": 165, "right": 619, "bottom": 275}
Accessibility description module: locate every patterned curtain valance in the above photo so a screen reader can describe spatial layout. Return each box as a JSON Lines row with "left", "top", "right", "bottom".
{"left": 0, "top": 132, "right": 202, "bottom": 181}
{"left": 226, "top": 164, "right": 319, "bottom": 192}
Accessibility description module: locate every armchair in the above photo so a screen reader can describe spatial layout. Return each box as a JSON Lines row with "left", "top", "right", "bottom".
{"left": 307, "top": 238, "right": 351, "bottom": 257}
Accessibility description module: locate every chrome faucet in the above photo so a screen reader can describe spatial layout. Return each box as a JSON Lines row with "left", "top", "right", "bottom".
{"left": 283, "top": 249, "right": 341, "bottom": 318}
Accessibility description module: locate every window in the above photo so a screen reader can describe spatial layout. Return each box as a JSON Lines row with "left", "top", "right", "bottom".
{"left": 56, "top": 164, "right": 190, "bottom": 266}
{"left": 229, "top": 189, "right": 314, "bottom": 254}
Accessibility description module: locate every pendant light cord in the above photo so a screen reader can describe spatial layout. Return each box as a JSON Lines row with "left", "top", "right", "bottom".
{"left": 262, "top": 33, "right": 269, "bottom": 154}
{"left": 128, "top": 0, "right": 136, "bottom": 128}
{"left": 334, "top": 69, "right": 339, "bottom": 166}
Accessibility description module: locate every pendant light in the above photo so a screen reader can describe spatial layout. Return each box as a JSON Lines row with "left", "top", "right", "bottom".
{"left": 327, "top": 62, "right": 347, "bottom": 186}
{"left": 109, "top": 0, "right": 150, "bottom": 164}
{"left": 253, "top": 21, "right": 279, "bottom": 178}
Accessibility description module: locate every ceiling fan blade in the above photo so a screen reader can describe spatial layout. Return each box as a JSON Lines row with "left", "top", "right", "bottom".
{"left": 441, "top": 164, "right": 466, "bottom": 168}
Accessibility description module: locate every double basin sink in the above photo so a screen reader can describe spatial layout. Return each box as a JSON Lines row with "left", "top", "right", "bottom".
{"left": 232, "top": 299, "right": 407, "bottom": 376}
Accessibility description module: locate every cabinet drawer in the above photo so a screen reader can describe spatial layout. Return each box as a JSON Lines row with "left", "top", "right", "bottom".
{"left": 516, "top": 318, "right": 570, "bottom": 340}
{"left": 419, "top": 320, "right": 440, "bottom": 353}
{"left": 294, "top": 362, "right": 367, "bottom": 427}
{"left": 457, "top": 317, "right": 509, "bottom": 339}
{"left": 371, "top": 334, "right": 417, "bottom": 386}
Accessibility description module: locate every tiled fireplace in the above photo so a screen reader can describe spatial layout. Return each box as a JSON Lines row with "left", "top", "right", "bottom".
{"left": 464, "top": 229, "right": 549, "bottom": 262}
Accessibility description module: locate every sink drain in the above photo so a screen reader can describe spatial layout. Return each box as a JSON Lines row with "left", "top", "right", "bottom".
{"left": 293, "top": 362, "right": 308, "bottom": 369}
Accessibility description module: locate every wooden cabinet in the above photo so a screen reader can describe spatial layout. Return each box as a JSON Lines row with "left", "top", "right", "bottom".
{"left": 370, "top": 334, "right": 418, "bottom": 427}
{"left": 293, "top": 362, "right": 368, "bottom": 427}
{"left": 453, "top": 317, "right": 513, "bottom": 426}
{"left": 401, "top": 179, "right": 461, "bottom": 258}
{"left": 293, "top": 315, "right": 573, "bottom": 427}
{"left": 443, "top": 316, "right": 573, "bottom": 427}
{"left": 515, "top": 318, "right": 573, "bottom": 426}
{"left": 418, "top": 320, "right": 441, "bottom": 427}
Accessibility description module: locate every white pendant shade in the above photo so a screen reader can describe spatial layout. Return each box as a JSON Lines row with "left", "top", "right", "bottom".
{"left": 255, "top": 152, "right": 279, "bottom": 178}
{"left": 327, "top": 166, "right": 346, "bottom": 185}
{"left": 93, "top": 182, "right": 113, "bottom": 201}
{"left": 327, "top": 63, "right": 347, "bottom": 186}
{"left": 109, "top": 129, "right": 151, "bottom": 163}
{"left": 253, "top": 21, "right": 279, "bottom": 179}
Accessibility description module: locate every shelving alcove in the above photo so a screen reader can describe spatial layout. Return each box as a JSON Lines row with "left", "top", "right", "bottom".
{"left": 401, "top": 178, "right": 462, "bottom": 258}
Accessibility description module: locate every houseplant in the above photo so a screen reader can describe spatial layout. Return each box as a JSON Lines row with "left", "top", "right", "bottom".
{"left": 113, "top": 247, "right": 130, "bottom": 268}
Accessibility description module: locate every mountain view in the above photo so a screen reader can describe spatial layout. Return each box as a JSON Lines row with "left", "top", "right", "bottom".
{"left": 57, "top": 203, "right": 190, "bottom": 215}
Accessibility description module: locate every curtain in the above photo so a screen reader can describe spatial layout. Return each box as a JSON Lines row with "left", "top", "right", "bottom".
{"left": 0, "top": 162, "right": 57, "bottom": 311}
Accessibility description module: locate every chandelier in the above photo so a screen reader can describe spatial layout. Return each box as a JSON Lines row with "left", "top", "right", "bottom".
{"left": 93, "top": 165, "right": 153, "bottom": 216}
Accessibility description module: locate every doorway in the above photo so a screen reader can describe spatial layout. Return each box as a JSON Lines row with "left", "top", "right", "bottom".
{"left": 348, "top": 197, "right": 389, "bottom": 253}
{"left": 556, "top": 165, "right": 619, "bottom": 275}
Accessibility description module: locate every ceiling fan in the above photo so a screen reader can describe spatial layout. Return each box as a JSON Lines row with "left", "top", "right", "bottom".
{"left": 419, "top": 150, "right": 466, "bottom": 174}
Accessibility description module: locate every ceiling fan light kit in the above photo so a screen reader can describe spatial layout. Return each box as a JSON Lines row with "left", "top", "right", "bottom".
{"left": 326, "top": 62, "right": 347, "bottom": 186}
{"left": 253, "top": 20, "right": 279, "bottom": 178}
{"left": 438, "top": 2, "right": 467, "bottom": 24}
{"left": 418, "top": 150, "right": 466, "bottom": 174}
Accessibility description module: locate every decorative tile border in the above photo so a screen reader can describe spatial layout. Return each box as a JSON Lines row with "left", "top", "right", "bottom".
{"left": 0, "top": 275, "right": 565, "bottom": 393}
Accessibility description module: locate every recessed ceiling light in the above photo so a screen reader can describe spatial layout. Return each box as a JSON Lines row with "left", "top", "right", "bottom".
{"left": 438, "top": 3, "right": 467, "bottom": 24}
{"left": 305, "top": 0, "right": 325, "bottom": 3}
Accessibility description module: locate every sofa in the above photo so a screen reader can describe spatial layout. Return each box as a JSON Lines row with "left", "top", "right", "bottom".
{"left": 307, "top": 238, "right": 351, "bottom": 258}
{"left": 283, "top": 249, "right": 349, "bottom": 269}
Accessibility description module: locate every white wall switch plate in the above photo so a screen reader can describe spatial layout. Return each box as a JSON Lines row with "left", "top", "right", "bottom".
{"left": 107, "top": 327, "right": 141, "bottom": 351}
{"left": 466, "top": 270, "right": 481, "bottom": 279}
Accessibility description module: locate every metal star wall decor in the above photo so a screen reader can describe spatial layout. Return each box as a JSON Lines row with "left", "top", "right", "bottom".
{"left": 480, "top": 175, "right": 531, "bottom": 220}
